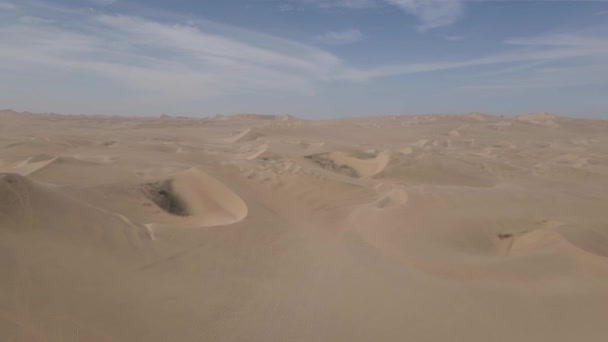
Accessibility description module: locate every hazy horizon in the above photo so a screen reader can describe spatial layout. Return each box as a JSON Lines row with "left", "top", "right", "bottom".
{"left": 2, "top": 108, "right": 608, "bottom": 121}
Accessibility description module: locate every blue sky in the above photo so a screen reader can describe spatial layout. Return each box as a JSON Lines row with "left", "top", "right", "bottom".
{"left": 0, "top": 0, "right": 607, "bottom": 118}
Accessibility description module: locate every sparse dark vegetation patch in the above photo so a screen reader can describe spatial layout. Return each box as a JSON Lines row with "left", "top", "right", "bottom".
{"left": 142, "top": 180, "right": 189, "bottom": 216}
{"left": 2, "top": 142, "right": 25, "bottom": 149}
{"left": 498, "top": 233, "right": 513, "bottom": 240}
{"left": 101, "top": 140, "right": 117, "bottom": 147}
{"left": 1, "top": 173, "right": 22, "bottom": 185}
{"left": 305, "top": 154, "right": 360, "bottom": 178}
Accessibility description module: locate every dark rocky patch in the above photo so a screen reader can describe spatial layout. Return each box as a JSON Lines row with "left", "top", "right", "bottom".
{"left": 101, "top": 140, "right": 117, "bottom": 147}
{"left": 304, "top": 154, "right": 360, "bottom": 178}
{"left": 498, "top": 233, "right": 513, "bottom": 240}
{"left": 142, "top": 180, "right": 189, "bottom": 216}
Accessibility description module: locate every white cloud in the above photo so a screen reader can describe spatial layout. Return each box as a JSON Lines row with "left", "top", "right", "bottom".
{"left": 279, "top": 4, "right": 296, "bottom": 12}
{"left": 95, "top": 15, "right": 340, "bottom": 75}
{"left": 506, "top": 34, "right": 608, "bottom": 48}
{"left": 19, "top": 16, "right": 55, "bottom": 24}
{"left": 315, "top": 29, "right": 363, "bottom": 45}
{"left": 3, "top": 9, "right": 606, "bottom": 88}
{"left": 463, "top": 34, "right": 608, "bottom": 90}
{"left": 90, "top": 0, "right": 117, "bottom": 5}
{"left": 463, "top": 63, "right": 608, "bottom": 90}
{"left": 2, "top": 0, "right": 607, "bottom": 113}
{"left": 470, "top": 61, "right": 547, "bottom": 79}
{"left": 0, "top": 1, "right": 16, "bottom": 10}
{"left": 0, "top": 11, "right": 345, "bottom": 98}
{"left": 298, "top": 0, "right": 376, "bottom": 9}
{"left": 321, "top": 0, "right": 376, "bottom": 8}
{"left": 385, "top": 0, "right": 464, "bottom": 30}
{"left": 443, "top": 35, "right": 463, "bottom": 41}
{"left": 291, "top": 0, "right": 463, "bottom": 29}
{"left": 341, "top": 34, "right": 608, "bottom": 81}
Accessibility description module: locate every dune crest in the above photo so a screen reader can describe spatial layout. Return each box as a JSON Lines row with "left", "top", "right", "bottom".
{"left": 0, "top": 154, "right": 57, "bottom": 176}
{"left": 517, "top": 112, "right": 560, "bottom": 128}
{"left": 235, "top": 143, "right": 269, "bottom": 160}
{"left": 306, "top": 150, "right": 390, "bottom": 178}
{"left": 158, "top": 168, "right": 248, "bottom": 227}
{"left": 223, "top": 128, "right": 265, "bottom": 144}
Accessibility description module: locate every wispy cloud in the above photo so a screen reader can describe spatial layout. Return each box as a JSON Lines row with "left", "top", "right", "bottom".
{"left": 341, "top": 33, "right": 608, "bottom": 80}
{"left": 292, "top": 0, "right": 464, "bottom": 29}
{"left": 94, "top": 15, "right": 340, "bottom": 74}
{"left": 0, "top": 1, "right": 16, "bottom": 10}
{"left": 463, "top": 63, "right": 608, "bottom": 90}
{"left": 506, "top": 34, "right": 608, "bottom": 48}
{"left": 463, "top": 33, "right": 608, "bottom": 90}
{"left": 19, "top": 16, "right": 55, "bottom": 24}
{"left": 469, "top": 61, "right": 548, "bottom": 79}
{"left": 90, "top": 0, "right": 117, "bottom": 5}
{"left": 0, "top": 5, "right": 345, "bottom": 98}
{"left": 3, "top": 4, "right": 606, "bottom": 88}
{"left": 2, "top": 0, "right": 608, "bottom": 115}
{"left": 315, "top": 29, "right": 364, "bottom": 45}
{"left": 279, "top": 4, "right": 296, "bottom": 12}
{"left": 299, "top": 0, "right": 377, "bottom": 9}
{"left": 443, "top": 35, "right": 463, "bottom": 41}
{"left": 385, "top": 0, "right": 464, "bottom": 30}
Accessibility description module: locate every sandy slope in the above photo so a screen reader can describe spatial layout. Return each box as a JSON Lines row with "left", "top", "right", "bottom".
{"left": 1, "top": 109, "right": 608, "bottom": 341}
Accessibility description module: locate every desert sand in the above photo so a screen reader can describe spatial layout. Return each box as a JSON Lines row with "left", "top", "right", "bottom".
{"left": 1, "top": 109, "right": 608, "bottom": 341}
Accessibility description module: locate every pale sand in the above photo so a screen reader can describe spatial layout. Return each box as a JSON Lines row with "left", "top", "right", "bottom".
{"left": 1, "top": 109, "right": 608, "bottom": 341}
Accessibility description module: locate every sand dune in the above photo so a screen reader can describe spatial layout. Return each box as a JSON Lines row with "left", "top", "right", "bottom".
{"left": 305, "top": 150, "right": 390, "bottom": 178}
{"left": 214, "top": 113, "right": 299, "bottom": 122}
{"left": 516, "top": 112, "right": 560, "bottom": 128}
{"left": 0, "top": 173, "right": 152, "bottom": 248}
{"left": 1, "top": 110, "right": 608, "bottom": 342}
{"left": 235, "top": 142, "right": 269, "bottom": 160}
{"left": 0, "top": 154, "right": 57, "bottom": 176}
{"left": 505, "top": 226, "right": 608, "bottom": 262}
{"left": 374, "top": 187, "right": 408, "bottom": 209}
{"left": 26, "top": 155, "right": 137, "bottom": 185}
{"left": 171, "top": 168, "right": 248, "bottom": 227}
{"left": 224, "top": 127, "right": 265, "bottom": 144}
{"left": 555, "top": 225, "right": 608, "bottom": 258}
{"left": 141, "top": 167, "right": 248, "bottom": 229}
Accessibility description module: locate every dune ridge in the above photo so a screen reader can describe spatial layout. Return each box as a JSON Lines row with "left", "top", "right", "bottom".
{"left": 171, "top": 168, "right": 248, "bottom": 227}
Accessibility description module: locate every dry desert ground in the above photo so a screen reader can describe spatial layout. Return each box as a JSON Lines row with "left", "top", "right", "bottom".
{"left": 1, "top": 109, "right": 608, "bottom": 341}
